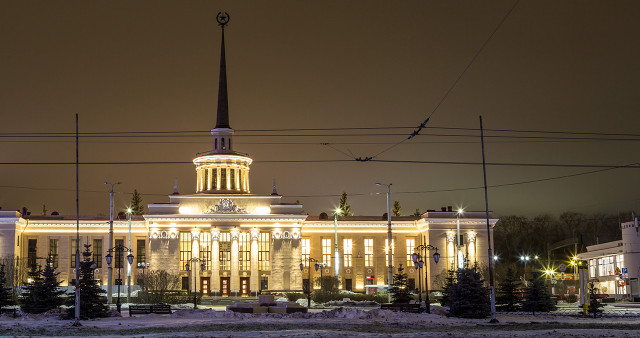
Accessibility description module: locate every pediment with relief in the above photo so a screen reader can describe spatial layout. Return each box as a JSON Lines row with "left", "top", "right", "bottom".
{"left": 203, "top": 198, "right": 247, "bottom": 214}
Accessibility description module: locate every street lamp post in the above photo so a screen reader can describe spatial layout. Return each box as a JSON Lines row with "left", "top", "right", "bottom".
{"left": 376, "top": 182, "right": 393, "bottom": 303}
{"left": 412, "top": 242, "right": 440, "bottom": 313}
{"left": 299, "top": 257, "right": 319, "bottom": 308}
{"left": 103, "top": 181, "right": 121, "bottom": 305}
{"left": 520, "top": 255, "right": 530, "bottom": 282}
{"left": 413, "top": 255, "right": 423, "bottom": 305}
{"left": 105, "top": 244, "right": 134, "bottom": 313}
{"left": 186, "top": 258, "right": 206, "bottom": 309}
{"left": 137, "top": 262, "right": 150, "bottom": 292}
{"left": 333, "top": 208, "right": 341, "bottom": 291}
{"left": 126, "top": 208, "right": 133, "bottom": 304}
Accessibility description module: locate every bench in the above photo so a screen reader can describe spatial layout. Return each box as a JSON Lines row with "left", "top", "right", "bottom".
{"left": 380, "top": 303, "right": 422, "bottom": 313}
{"left": 129, "top": 304, "right": 172, "bottom": 317}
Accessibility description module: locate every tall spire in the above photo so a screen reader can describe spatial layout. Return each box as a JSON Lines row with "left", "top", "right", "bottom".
{"left": 215, "top": 12, "right": 231, "bottom": 129}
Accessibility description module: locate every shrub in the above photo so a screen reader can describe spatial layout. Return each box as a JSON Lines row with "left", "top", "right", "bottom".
{"left": 285, "top": 292, "right": 305, "bottom": 301}
{"left": 565, "top": 294, "right": 578, "bottom": 304}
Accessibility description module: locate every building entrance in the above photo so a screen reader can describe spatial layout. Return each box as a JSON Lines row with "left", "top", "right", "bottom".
{"left": 220, "top": 277, "right": 230, "bottom": 296}
{"left": 201, "top": 277, "right": 210, "bottom": 296}
{"left": 240, "top": 277, "right": 250, "bottom": 296}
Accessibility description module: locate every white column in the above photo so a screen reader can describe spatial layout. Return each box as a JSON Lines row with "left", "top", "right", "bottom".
{"left": 446, "top": 232, "right": 456, "bottom": 270}
{"left": 191, "top": 230, "right": 200, "bottom": 292}
{"left": 211, "top": 230, "right": 220, "bottom": 294}
{"left": 250, "top": 228, "right": 260, "bottom": 293}
{"left": 467, "top": 232, "right": 477, "bottom": 264}
{"left": 230, "top": 228, "right": 239, "bottom": 294}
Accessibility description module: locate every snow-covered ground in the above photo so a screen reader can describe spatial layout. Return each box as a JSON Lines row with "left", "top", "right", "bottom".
{"left": 1, "top": 304, "right": 639, "bottom": 337}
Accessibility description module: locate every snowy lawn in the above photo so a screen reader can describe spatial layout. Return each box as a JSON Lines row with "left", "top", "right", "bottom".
{"left": 1, "top": 305, "right": 639, "bottom": 337}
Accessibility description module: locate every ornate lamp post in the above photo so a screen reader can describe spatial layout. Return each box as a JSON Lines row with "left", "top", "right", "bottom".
{"left": 137, "top": 262, "right": 150, "bottom": 292}
{"left": 299, "top": 257, "right": 319, "bottom": 308}
{"left": 185, "top": 258, "right": 206, "bottom": 309}
{"left": 412, "top": 243, "right": 440, "bottom": 313}
{"left": 105, "top": 244, "right": 134, "bottom": 313}
{"left": 413, "top": 254, "right": 424, "bottom": 305}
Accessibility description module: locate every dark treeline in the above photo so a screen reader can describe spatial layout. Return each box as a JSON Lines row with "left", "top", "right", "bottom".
{"left": 494, "top": 211, "right": 630, "bottom": 268}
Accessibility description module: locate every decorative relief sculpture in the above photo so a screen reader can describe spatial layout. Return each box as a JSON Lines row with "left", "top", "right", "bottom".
{"left": 203, "top": 198, "right": 247, "bottom": 214}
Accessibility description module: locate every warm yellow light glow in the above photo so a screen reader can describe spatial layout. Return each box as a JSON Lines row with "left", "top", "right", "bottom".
{"left": 126, "top": 208, "right": 132, "bottom": 214}
{"left": 178, "top": 206, "right": 193, "bottom": 214}
{"left": 254, "top": 207, "right": 271, "bottom": 214}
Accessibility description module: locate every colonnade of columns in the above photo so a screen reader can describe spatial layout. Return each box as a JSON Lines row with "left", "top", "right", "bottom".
{"left": 195, "top": 165, "right": 250, "bottom": 193}
{"left": 446, "top": 231, "right": 477, "bottom": 269}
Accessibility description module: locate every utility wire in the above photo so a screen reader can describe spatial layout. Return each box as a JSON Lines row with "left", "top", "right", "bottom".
{"left": 363, "top": 0, "right": 520, "bottom": 160}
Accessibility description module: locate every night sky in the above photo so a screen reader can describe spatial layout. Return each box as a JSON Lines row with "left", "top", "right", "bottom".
{"left": 1, "top": 1, "right": 639, "bottom": 218}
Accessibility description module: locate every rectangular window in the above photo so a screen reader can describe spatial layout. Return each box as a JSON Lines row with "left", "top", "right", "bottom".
{"left": 301, "top": 238, "right": 310, "bottom": 266}
{"left": 364, "top": 239, "right": 374, "bottom": 266}
{"left": 219, "top": 232, "right": 231, "bottom": 270}
{"left": 136, "top": 239, "right": 145, "bottom": 267}
{"left": 93, "top": 239, "right": 103, "bottom": 268}
{"left": 322, "top": 238, "right": 331, "bottom": 266}
{"left": 49, "top": 239, "right": 59, "bottom": 269}
{"left": 70, "top": 239, "right": 78, "bottom": 267}
{"left": 212, "top": 168, "right": 218, "bottom": 189}
{"left": 259, "top": 232, "right": 270, "bottom": 270}
{"left": 260, "top": 276, "right": 269, "bottom": 290}
{"left": 115, "top": 239, "right": 124, "bottom": 269}
{"left": 589, "top": 259, "right": 596, "bottom": 278}
{"left": 616, "top": 254, "right": 624, "bottom": 270}
{"left": 179, "top": 232, "right": 191, "bottom": 271}
{"left": 406, "top": 238, "right": 415, "bottom": 267}
{"left": 239, "top": 232, "right": 250, "bottom": 270}
{"left": 385, "top": 239, "right": 395, "bottom": 267}
{"left": 199, "top": 233, "right": 211, "bottom": 270}
{"left": 181, "top": 276, "right": 189, "bottom": 290}
{"left": 221, "top": 168, "right": 227, "bottom": 190}
{"left": 230, "top": 169, "right": 236, "bottom": 190}
{"left": 343, "top": 239, "right": 352, "bottom": 268}
{"left": 28, "top": 239, "right": 37, "bottom": 267}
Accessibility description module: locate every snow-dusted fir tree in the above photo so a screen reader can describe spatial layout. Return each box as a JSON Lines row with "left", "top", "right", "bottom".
{"left": 587, "top": 282, "right": 604, "bottom": 318}
{"left": 496, "top": 267, "right": 521, "bottom": 312}
{"left": 21, "top": 257, "right": 64, "bottom": 314}
{"left": 447, "top": 266, "right": 490, "bottom": 318}
{"left": 522, "top": 272, "right": 556, "bottom": 314}
{"left": 0, "top": 264, "right": 12, "bottom": 310}
{"left": 389, "top": 264, "right": 413, "bottom": 303}
{"left": 130, "top": 189, "right": 145, "bottom": 215}
{"left": 440, "top": 269, "right": 456, "bottom": 307}
{"left": 67, "top": 244, "right": 109, "bottom": 319}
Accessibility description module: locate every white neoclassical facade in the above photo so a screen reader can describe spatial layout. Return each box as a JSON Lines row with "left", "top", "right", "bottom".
{"left": 0, "top": 17, "right": 497, "bottom": 297}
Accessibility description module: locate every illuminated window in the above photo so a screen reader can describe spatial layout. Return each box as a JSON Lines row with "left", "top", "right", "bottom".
{"left": 589, "top": 259, "right": 596, "bottom": 278}
{"left": 322, "top": 239, "right": 331, "bottom": 266}
{"left": 221, "top": 168, "right": 227, "bottom": 189}
{"left": 230, "top": 168, "right": 236, "bottom": 190}
{"left": 93, "top": 239, "right": 102, "bottom": 268}
{"left": 259, "top": 232, "right": 270, "bottom": 270}
{"left": 239, "top": 232, "right": 250, "bottom": 270}
{"left": 219, "top": 232, "right": 231, "bottom": 270}
{"left": 616, "top": 254, "right": 624, "bottom": 270}
{"left": 364, "top": 239, "right": 374, "bottom": 266}
{"left": 343, "top": 239, "right": 352, "bottom": 268}
{"left": 301, "top": 238, "right": 310, "bottom": 266}
{"left": 49, "top": 239, "right": 58, "bottom": 269}
{"left": 406, "top": 238, "right": 415, "bottom": 267}
{"left": 199, "top": 232, "right": 211, "bottom": 270}
{"left": 70, "top": 239, "right": 77, "bottom": 267}
{"left": 212, "top": 167, "right": 218, "bottom": 189}
{"left": 385, "top": 239, "right": 395, "bottom": 267}
{"left": 179, "top": 232, "right": 191, "bottom": 271}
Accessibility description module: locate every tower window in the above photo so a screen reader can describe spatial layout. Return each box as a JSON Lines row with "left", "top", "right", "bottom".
{"left": 215, "top": 139, "right": 218, "bottom": 150}
{"left": 222, "top": 138, "right": 225, "bottom": 150}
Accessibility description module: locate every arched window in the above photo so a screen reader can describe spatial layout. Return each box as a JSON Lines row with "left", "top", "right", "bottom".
{"left": 222, "top": 138, "right": 225, "bottom": 150}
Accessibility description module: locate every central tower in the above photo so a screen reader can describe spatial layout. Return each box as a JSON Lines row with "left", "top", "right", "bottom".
{"left": 193, "top": 13, "right": 252, "bottom": 194}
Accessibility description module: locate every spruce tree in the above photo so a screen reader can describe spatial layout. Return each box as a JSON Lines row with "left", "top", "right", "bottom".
{"left": 21, "top": 257, "right": 64, "bottom": 314}
{"left": 522, "top": 272, "right": 556, "bottom": 314}
{"left": 447, "top": 266, "right": 490, "bottom": 318}
{"left": 130, "top": 189, "right": 144, "bottom": 215}
{"left": 337, "top": 192, "right": 353, "bottom": 216}
{"left": 67, "top": 244, "right": 109, "bottom": 319}
{"left": 413, "top": 209, "right": 421, "bottom": 217}
{"left": 587, "top": 282, "right": 604, "bottom": 318}
{"left": 496, "top": 267, "right": 521, "bottom": 312}
{"left": 389, "top": 264, "right": 413, "bottom": 303}
{"left": 440, "top": 269, "right": 456, "bottom": 307}
{"left": 0, "top": 264, "right": 12, "bottom": 310}
{"left": 392, "top": 201, "right": 401, "bottom": 216}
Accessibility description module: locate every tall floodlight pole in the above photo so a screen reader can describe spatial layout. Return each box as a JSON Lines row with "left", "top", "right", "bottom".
{"left": 479, "top": 116, "right": 497, "bottom": 322}
{"left": 376, "top": 182, "right": 393, "bottom": 303}
{"left": 104, "top": 181, "right": 121, "bottom": 305}
{"left": 73, "top": 114, "right": 81, "bottom": 326}
{"left": 333, "top": 208, "right": 341, "bottom": 290}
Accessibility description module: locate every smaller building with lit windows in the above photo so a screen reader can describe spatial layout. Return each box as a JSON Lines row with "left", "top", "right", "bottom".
{"left": 577, "top": 219, "right": 640, "bottom": 299}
